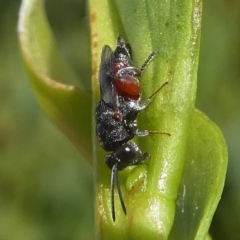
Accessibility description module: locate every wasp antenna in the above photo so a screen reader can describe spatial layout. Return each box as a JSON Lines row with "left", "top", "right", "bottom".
{"left": 111, "top": 165, "right": 116, "bottom": 221}
{"left": 115, "top": 165, "right": 127, "bottom": 216}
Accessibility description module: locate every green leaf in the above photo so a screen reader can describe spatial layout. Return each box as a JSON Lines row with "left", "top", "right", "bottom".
{"left": 90, "top": 0, "right": 227, "bottom": 239}
{"left": 169, "top": 109, "right": 227, "bottom": 239}
{"left": 18, "top": 0, "right": 92, "bottom": 162}
{"left": 18, "top": 0, "right": 228, "bottom": 239}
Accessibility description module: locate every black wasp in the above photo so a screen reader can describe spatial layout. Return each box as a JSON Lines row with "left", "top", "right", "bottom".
{"left": 96, "top": 35, "right": 170, "bottom": 221}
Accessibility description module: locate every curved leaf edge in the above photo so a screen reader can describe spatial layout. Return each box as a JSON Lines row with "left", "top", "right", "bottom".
{"left": 18, "top": 0, "right": 93, "bottom": 162}
{"left": 169, "top": 108, "right": 228, "bottom": 239}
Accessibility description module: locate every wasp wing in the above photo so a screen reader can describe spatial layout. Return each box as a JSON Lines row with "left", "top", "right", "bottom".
{"left": 99, "top": 45, "right": 118, "bottom": 108}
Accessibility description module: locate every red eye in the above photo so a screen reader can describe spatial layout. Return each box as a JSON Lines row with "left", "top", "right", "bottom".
{"left": 115, "top": 75, "right": 141, "bottom": 100}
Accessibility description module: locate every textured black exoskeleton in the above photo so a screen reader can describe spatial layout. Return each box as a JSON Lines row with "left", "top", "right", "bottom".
{"left": 96, "top": 35, "right": 169, "bottom": 221}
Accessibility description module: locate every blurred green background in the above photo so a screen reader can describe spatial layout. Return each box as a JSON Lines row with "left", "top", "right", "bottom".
{"left": 0, "top": 0, "right": 239, "bottom": 239}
